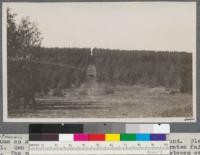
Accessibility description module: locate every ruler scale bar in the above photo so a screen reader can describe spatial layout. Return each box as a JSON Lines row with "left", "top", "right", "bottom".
{"left": 29, "top": 141, "right": 170, "bottom": 155}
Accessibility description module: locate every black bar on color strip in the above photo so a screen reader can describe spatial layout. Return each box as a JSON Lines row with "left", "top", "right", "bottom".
{"left": 29, "top": 124, "right": 44, "bottom": 133}
{"left": 29, "top": 134, "right": 43, "bottom": 141}
{"left": 59, "top": 124, "right": 84, "bottom": 133}
{"left": 42, "top": 124, "right": 60, "bottom": 133}
{"left": 29, "top": 124, "right": 84, "bottom": 133}
{"left": 29, "top": 133, "right": 59, "bottom": 141}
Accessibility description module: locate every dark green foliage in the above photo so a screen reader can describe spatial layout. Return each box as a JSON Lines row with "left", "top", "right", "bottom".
{"left": 93, "top": 48, "right": 192, "bottom": 93}
{"left": 8, "top": 47, "right": 91, "bottom": 98}
{"left": 7, "top": 8, "right": 42, "bottom": 106}
{"left": 32, "top": 47, "right": 91, "bottom": 94}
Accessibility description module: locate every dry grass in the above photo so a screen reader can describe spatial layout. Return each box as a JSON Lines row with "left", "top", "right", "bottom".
{"left": 8, "top": 82, "right": 192, "bottom": 118}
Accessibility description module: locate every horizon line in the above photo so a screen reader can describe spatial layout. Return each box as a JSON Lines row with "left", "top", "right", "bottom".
{"left": 39, "top": 46, "right": 193, "bottom": 53}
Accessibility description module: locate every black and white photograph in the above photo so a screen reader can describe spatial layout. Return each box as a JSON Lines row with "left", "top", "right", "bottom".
{"left": 3, "top": 2, "right": 196, "bottom": 122}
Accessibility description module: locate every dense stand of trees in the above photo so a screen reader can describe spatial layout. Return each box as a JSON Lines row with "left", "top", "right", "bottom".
{"left": 93, "top": 48, "right": 192, "bottom": 93}
{"left": 9, "top": 47, "right": 91, "bottom": 99}
{"left": 32, "top": 48, "right": 91, "bottom": 96}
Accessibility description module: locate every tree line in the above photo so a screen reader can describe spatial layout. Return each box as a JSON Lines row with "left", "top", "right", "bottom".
{"left": 93, "top": 48, "right": 192, "bottom": 93}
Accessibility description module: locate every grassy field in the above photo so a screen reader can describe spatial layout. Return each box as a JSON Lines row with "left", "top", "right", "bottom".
{"left": 9, "top": 80, "right": 192, "bottom": 118}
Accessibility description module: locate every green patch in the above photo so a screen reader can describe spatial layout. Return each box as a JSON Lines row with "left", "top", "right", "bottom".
{"left": 120, "top": 134, "right": 136, "bottom": 141}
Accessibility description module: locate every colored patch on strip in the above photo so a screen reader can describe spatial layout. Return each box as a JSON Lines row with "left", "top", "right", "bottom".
{"left": 74, "top": 134, "right": 88, "bottom": 141}
{"left": 88, "top": 134, "right": 105, "bottom": 141}
{"left": 29, "top": 134, "right": 43, "bottom": 141}
{"left": 105, "top": 134, "right": 120, "bottom": 141}
{"left": 136, "top": 134, "right": 150, "bottom": 141}
{"left": 42, "top": 134, "right": 59, "bottom": 141}
{"left": 59, "top": 134, "right": 73, "bottom": 141}
{"left": 120, "top": 134, "right": 136, "bottom": 141}
{"left": 150, "top": 134, "right": 166, "bottom": 141}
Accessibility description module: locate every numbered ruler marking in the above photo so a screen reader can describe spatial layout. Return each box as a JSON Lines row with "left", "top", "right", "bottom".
{"left": 29, "top": 141, "right": 170, "bottom": 155}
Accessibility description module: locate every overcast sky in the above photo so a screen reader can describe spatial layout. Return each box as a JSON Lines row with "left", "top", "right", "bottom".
{"left": 4, "top": 2, "right": 196, "bottom": 52}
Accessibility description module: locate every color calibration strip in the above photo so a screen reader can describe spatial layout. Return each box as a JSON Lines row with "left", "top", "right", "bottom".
{"left": 30, "top": 133, "right": 167, "bottom": 141}
{"left": 29, "top": 124, "right": 170, "bottom": 134}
